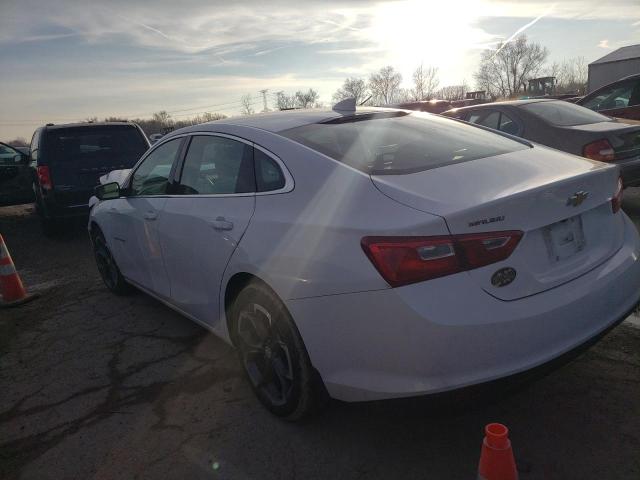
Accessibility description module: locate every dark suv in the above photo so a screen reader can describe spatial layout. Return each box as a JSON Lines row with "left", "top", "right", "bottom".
{"left": 30, "top": 122, "right": 149, "bottom": 233}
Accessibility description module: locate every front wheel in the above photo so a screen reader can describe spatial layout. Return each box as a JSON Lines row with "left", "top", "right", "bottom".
{"left": 92, "top": 230, "right": 132, "bottom": 295}
{"left": 231, "top": 282, "right": 327, "bottom": 420}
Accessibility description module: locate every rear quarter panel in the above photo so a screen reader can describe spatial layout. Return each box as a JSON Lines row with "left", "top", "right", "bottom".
{"left": 219, "top": 125, "right": 451, "bottom": 301}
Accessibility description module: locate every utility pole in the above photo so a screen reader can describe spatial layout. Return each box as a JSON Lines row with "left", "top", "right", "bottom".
{"left": 259, "top": 89, "right": 269, "bottom": 112}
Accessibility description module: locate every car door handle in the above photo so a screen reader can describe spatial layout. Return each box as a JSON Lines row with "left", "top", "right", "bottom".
{"left": 210, "top": 217, "right": 234, "bottom": 231}
{"left": 108, "top": 207, "right": 118, "bottom": 214}
{"left": 144, "top": 211, "right": 158, "bottom": 221}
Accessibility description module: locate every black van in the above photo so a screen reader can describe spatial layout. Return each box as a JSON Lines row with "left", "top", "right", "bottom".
{"left": 30, "top": 122, "right": 149, "bottom": 233}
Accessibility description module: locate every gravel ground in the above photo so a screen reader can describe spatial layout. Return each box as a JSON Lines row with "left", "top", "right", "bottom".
{"left": 1, "top": 193, "right": 640, "bottom": 480}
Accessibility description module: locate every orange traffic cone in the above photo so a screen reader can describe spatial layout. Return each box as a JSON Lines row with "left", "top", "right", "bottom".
{"left": 0, "top": 234, "right": 38, "bottom": 307}
{"left": 477, "top": 423, "right": 518, "bottom": 480}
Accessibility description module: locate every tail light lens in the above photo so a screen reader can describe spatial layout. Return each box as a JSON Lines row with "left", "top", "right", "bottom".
{"left": 583, "top": 139, "right": 615, "bottom": 162}
{"left": 612, "top": 176, "right": 623, "bottom": 214}
{"left": 37, "top": 166, "right": 52, "bottom": 190}
{"left": 362, "top": 231, "right": 523, "bottom": 287}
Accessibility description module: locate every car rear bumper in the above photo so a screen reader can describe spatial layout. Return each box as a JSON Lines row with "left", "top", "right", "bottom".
{"left": 288, "top": 213, "right": 640, "bottom": 402}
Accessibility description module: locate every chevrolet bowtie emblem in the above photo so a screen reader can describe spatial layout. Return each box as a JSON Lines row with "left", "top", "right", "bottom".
{"left": 566, "top": 191, "right": 589, "bottom": 207}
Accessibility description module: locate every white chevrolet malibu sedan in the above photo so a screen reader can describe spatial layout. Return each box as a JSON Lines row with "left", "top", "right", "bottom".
{"left": 89, "top": 105, "right": 640, "bottom": 419}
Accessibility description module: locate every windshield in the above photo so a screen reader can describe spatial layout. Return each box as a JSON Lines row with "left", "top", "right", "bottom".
{"left": 521, "top": 101, "right": 612, "bottom": 126}
{"left": 281, "top": 112, "right": 528, "bottom": 175}
{"left": 44, "top": 126, "right": 148, "bottom": 166}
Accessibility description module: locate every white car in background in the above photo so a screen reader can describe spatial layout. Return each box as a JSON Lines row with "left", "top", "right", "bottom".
{"left": 89, "top": 104, "right": 640, "bottom": 420}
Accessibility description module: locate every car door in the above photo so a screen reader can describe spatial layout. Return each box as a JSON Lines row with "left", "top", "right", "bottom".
{"left": 157, "top": 133, "right": 256, "bottom": 325}
{"left": 108, "top": 137, "right": 184, "bottom": 298}
{"left": 0, "top": 142, "right": 34, "bottom": 206}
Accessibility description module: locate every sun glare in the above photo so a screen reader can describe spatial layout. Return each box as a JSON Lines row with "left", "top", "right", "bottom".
{"left": 367, "top": 0, "right": 496, "bottom": 83}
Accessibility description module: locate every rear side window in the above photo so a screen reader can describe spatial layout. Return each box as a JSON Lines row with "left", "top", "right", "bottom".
{"left": 521, "top": 101, "right": 611, "bottom": 126}
{"left": 44, "top": 126, "right": 148, "bottom": 167}
{"left": 281, "top": 112, "right": 528, "bottom": 175}
{"left": 255, "top": 149, "right": 285, "bottom": 192}
{"left": 177, "top": 135, "right": 255, "bottom": 195}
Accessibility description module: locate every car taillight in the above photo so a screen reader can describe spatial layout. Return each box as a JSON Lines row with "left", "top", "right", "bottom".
{"left": 361, "top": 231, "right": 523, "bottom": 287}
{"left": 583, "top": 139, "right": 615, "bottom": 162}
{"left": 612, "top": 176, "right": 623, "bottom": 214}
{"left": 37, "top": 166, "right": 52, "bottom": 190}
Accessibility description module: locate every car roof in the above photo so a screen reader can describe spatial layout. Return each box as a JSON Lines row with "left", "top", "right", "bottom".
{"left": 43, "top": 121, "right": 138, "bottom": 130}
{"left": 443, "top": 98, "right": 559, "bottom": 114}
{"left": 172, "top": 107, "right": 394, "bottom": 135}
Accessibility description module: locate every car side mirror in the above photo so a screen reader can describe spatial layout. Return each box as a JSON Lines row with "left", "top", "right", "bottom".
{"left": 95, "top": 182, "right": 120, "bottom": 200}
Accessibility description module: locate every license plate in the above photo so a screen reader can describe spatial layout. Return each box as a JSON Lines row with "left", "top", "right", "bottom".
{"left": 543, "top": 216, "right": 586, "bottom": 262}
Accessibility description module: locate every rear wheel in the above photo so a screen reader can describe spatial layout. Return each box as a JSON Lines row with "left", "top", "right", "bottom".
{"left": 231, "top": 282, "right": 327, "bottom": 420}
{"left": 92, "top": 230, "right": 132, "bottom": 295}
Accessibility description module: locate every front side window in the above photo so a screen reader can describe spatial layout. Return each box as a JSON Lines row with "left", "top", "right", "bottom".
{"left": 178, "top": 135, "right": 254, "bottom": 195}
{"left": 581, "top": 81, "right": 636, "bottom": 110}
{"left": 130, "top": 138, "right": 182, "bottom": 196}
{"left": 281, "top": 112, "right": 528, "bottom": 175}
{"left": 522, "top": 100, "right": 612, "bottom": 126}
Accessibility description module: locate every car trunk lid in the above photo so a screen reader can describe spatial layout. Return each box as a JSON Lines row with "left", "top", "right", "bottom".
{"left": 372, "top": 146, "right": 624, "bottom": 300}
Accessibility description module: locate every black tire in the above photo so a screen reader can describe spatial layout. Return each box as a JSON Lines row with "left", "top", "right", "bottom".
{"left": 92, "top": 229, "right": 133, "bottom": 295}
{"left": 230, "top": 282, "right": 328, "bottom": 420}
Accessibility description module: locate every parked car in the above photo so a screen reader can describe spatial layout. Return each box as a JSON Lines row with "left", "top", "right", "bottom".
{"left": 30, "top": 122, "right": 149, "bottom": 233}
{"left": 89, "top": 108, "right": 640, "bottom": 420}
{"left": 443, "top": 100, "right": 640, "bottom": 186}
{"left": 576, "top": 73, "right": 640, "bottom": 121}
{"left": 388, "top": 99, "right": 453, "bottom": 114}
{"left": 149, "top": 133, "right": 164, "bottom": 144}
{"left": 0, "top": 142, "right": 34, "bottom": 206}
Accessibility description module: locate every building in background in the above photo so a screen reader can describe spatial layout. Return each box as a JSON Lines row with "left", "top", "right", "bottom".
{"left": 588, "top": 44, "right": 640, "bottom": 93}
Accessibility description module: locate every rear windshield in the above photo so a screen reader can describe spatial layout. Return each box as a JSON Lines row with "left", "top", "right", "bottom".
{"left": 44, "top": 126, "right": 148, "bottom": 166}
{"left": 280, "top": 112, "right": 528, "bottom": 175}
{"left": 521, "top": 101, "right": 612, "bottom": 126}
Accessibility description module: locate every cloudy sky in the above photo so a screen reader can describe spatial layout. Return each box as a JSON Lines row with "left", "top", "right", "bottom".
{"left": 1, "top": 0, "right": 639, "bottom": 140}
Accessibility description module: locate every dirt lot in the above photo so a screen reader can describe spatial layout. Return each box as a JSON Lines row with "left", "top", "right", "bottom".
{"left": 1, "top": 194, "right": 640, "bottom": 480}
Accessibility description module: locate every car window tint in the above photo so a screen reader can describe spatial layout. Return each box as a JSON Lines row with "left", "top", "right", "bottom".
{"left": 178, "top": 135, "right": 255, "bottom": 195}
{"left": 476, "top": 111, "right": 500, "bottom": 130}
{"left": 0, "top": 144, "right": 19, "bottom": 165}
{"left": 521, "top": 101, "right": 611, "bottom": 126}
{"left": 130, "top": 138, "right": 182, "bottom": 196}
{"left": 468, "top": 112, "right": 481, "bottom": 123}
{"left": 255, "top": 149, "right": 285, "bottom": 192}
{"left": 499, "top": 113, "right": 519, "bottom": 135}
{"left": 582, "top": 82, "right": 634, "bottom": 110}
{"left": 44, "top": 126, "right": 148, "bottom": 168}
{"left": 281, "top": 112, "right": 528, "bottom": 175}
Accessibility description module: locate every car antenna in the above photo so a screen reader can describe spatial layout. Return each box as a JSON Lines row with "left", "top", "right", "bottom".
{"left": 359, "top": 95, "right": 372, "bottom": 106}
{"left": 332, "top": 97, "right": 356, "bottom": 114}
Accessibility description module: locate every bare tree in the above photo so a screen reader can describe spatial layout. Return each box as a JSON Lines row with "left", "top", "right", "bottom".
{"left": 368, "top": 66, "right": 402, "bottom": 105}
{"left": 436, "top": 84, "right": 468, "bottom": 101}
{"left": 152, "top": 111, "right": 172, "bottom": 127}
{"left": 412, "top": 64, "right": 439, "bottom": 101}
{"left": 332, "top": 78, "right": 369, "bottom": 104}
{"left": 295, "top": 89, "right": 320, "bottom": 109}
{"left": 240, "top": 94, "right": 255, "bottom": 115}
{"left": 556, "top": 57, "right": 588, "bottom": 94}
{"left": 275, "top": 91, "right": 297, "bottom": 110}
{"left": 474, "top": 35, "right": 548, "bottom": 98}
